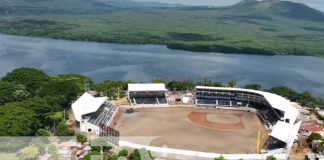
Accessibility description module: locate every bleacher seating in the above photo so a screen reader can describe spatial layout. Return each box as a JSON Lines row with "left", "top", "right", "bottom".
{"left": 195, "top": 89, "right": 283, "bottom": 127}
{"left": 87, "top": 102, "right": 117, "bottom": 127}
{"left": 129, "top": 91, "right": 168, "bottom": 105}
{"left": 218, "top": 100, "right": 230, "bottom": 106}
{"left": 264, "top": 136, "right": 287, "bottom": 151}
{"left": 157, "top": 98, "right": 167, "bottom": 104}
{"left": 197, "top": 99, "right": 216, "bottom": 105}
{"left": 135, "top": 98, "right": 158, "bottom": 104}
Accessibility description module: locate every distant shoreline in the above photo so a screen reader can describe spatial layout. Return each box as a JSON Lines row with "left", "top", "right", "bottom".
{"left": 0, "top": 32, "right": 318, "bottom": 57}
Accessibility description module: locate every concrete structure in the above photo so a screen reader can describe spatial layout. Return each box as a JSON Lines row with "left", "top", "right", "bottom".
{"left": 71, "top": 92, "right": 118, "bottom": 134}
{"left": 127, "top": 83, "right": 168, "bottom": 106}
{"left": 194, "top": 86, "right": 301, "bottom": 158}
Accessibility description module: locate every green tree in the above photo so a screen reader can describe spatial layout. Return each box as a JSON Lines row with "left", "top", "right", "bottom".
{"left": 226, "top": 80, "right": 236, "bottom": 87}
{"left": 12, "top": 89, "right": 31, "bottom": 101}
{"left": 2, "top": 68, "right": 50, "bottom": 95}
{"left": 118, "top": 149, "right": 129, "bottom": 157}
{"left": 320, "top": 141, "right": 324, "bottom": 151}
{"left": 106, "top": 154, "right": 118, "bottom": 160}
{"left": 22, "top": 97, "right": 61, "bottom": 127}
{"left": 36, "top": 129, "right": 50, "bottom": 136}
{"left": 167, "top": 80, "right": 195, "bottom": 90}
{"left": 37, "top": 80, "right": 81, "bottom": 108}
{"left": 48, "top": 144, "right": 59, "bottom": 160}
{"left": 0, "top": 103, "right": 38, "bottom": 136}
{"left": 90, "top": 137, "right": 111, "bottom": 154}
{"left": 308, "top": 132, "right": 322, "bottom": 141}
{"left": 30, "top": 138, "right": 47, "bottom": 154}
{"left": 82, "top": 151, "right": 101, "bottom": 160}
{"left": 56, "top": 122, "right": 75, "bottom": 136}
{"left": 0, "top": 81, "right": 15, "bottom": 105}
{"left": 211, "top": 81, "right": 223, "bottom": 87}
{"left": 244, "top": 83, "right": 262, "bottom": 90}
{"left": 53, "top": 74, "right": 94, "bottom": 91}
{"left": 19, "top": 145, "right": 40, "bottom": 160}
{"left": 298, "top": 91, "right": 317, "bottom": 106}
{"left": 129, "top": 149, "right": 153, "bottom": 160}
{"left": 215, "top": 155, "right": 225, "bottom": 160}
{"left": 92, "top": 80, "right": 130, "bottom": 99}
{"left": 266, "top": 155, "right": 277, "bottom": 160}
{"left": 151, "top": 78, "right": 168, "bottom": 83}
{"left": 46, "top": 111, "right": 64, "bottom": 133}
{"left": 76, "top": 133, "right": 88, "bottom": 143}
{"left": 268, "top": 86, "right": 299, "bottom": 101}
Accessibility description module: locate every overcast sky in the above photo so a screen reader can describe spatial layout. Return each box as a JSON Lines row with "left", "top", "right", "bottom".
{"left": 132, "top": 0, "right": 324, "bottom": 11}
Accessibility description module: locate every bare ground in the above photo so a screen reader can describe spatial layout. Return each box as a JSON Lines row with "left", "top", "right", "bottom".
{"left": 115, "top": 107, "right": 268, "bottom": 153}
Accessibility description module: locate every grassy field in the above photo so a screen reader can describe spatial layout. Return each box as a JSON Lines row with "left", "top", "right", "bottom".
{"left": 1, "top": 1, "right": 324, "bottom": 56}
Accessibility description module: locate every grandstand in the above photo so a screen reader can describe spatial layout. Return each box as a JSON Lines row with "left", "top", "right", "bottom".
{"left": 195, "top": 86, "right": 301, "bottom": 155}
{"left": 127, "top": 83, "right": 168, "bottom": 106}
{"left": 71, "top": 92, "right": 118, "bottom": 134}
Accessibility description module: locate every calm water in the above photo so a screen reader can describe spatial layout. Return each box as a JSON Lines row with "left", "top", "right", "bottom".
{"left": 0, "top": 34, "right": 324, "bottom": 96}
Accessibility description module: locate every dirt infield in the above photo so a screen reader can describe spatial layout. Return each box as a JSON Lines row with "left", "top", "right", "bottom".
{"left": 109, "top": 109, "right": 123, "bottom": 128}
{"left": 188, "top": 112, "right": 244, "bottom": 129}
{"left": 116, "top": 107, "right": 268, "bottom": 153}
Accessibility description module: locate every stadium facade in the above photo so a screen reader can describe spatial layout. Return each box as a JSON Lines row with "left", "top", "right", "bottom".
{"left": 127, "top": 83, "right": 168, "bottom": 106}
{"left": 195, "top": 86, "right": 301, "bottom": 156}
{"left": 71, "top": 84, "right": 301, "bottom": 159}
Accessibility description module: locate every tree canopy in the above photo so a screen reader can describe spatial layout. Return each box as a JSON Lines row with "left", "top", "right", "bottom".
{"left": 268, "top": 86, "right": 299, "bottom": 101}
{"left": 55, "top": 122, "right": 75, "bottom": 136}
{"left": 244, "top": 83, "right": 262, "bottom": 90}
{"left": 2, "top": 68, "right": 50, "bottom": 95}
{"left": 0, "top": 81, "right": 15, "bottom": 105}
{"left": 308, "top": 132, "right": 323, "bottom": 141}
{"left": 0, "top": 103, "right": 38, "bottom": 136}
{"left": 92, "top": 80, "right": 130, "bottom": 99}
{"left": 266, "top": 155, "right": 277, "bottom": 160}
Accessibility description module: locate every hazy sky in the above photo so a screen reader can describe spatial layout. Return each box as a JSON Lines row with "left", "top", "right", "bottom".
{"left": 132, "top": 0, "right": 324, "bottom": 11}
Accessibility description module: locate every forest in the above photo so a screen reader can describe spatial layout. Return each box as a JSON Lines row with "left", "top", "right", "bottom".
{"left": 1, "top": 0, "right": 324, "bottom": 56}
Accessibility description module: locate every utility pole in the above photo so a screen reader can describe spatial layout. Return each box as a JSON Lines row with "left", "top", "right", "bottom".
{"left": 53, "top": 120, "right": 56, "bottom": 133}
{"left": 63, "top": 109, "right": 66, "bottom": 122}
{"left": 117, "top": 87, "right": 120, "bottom": 99}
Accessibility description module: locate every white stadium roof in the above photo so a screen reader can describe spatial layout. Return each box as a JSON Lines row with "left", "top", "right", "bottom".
{"left": 72, "top": 92, "right": 107, "bottom": 121}
{"left": 128, "top": 83, "right": 167, "bottom": 92}
{"left": 196, "top": 86, "right": 299, "bottom": 124}
{"left": 270, "top": 121, "right": 293, "bottom": 142}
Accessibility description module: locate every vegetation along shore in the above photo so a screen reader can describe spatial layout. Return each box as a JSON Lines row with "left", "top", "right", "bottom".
{"left": 1, "top": 0, "right": 324, "bottom": 56}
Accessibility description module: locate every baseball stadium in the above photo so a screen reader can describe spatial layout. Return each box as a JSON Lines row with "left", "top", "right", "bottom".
{"left": 71, "top": 83, "right": 301, "bottom": 160}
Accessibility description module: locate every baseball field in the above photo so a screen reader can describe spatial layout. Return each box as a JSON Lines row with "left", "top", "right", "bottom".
{"left": 115, "top": 107, "right": 268, "bottom": 153}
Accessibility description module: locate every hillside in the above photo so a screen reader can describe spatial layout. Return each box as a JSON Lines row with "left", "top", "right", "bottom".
{"left": 0, "top": 0, "right": 181, "bottom": 8}
{"left": 226, "top": 0, "right": 324, "bottom": 22}
{"left": 1, "top": 0, "right": 324, "bottom": 56}
{"left": 0, "top": 0, "right": 110, "bottom": 8}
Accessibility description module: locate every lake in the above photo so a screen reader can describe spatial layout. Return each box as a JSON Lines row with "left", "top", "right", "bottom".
{"left": 0, "top": 33, "right": 324, "bottom": 96}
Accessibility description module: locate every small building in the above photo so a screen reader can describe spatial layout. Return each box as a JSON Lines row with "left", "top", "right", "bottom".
{"left": 72, "top": 92, "right": 118, "bottom": 134}
{"left": 127, "top": 83, "right": 168, "bottom": 106}
{"left": 300, "top": 120, "right": 323, "bottom": 136}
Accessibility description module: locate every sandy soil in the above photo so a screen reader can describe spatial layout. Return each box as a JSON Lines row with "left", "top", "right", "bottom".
{"left": 115, "top": 107, "right": 268, "bottom": 153}
{"left": 188, "top": 112, "right": 244, "bottom": 129}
